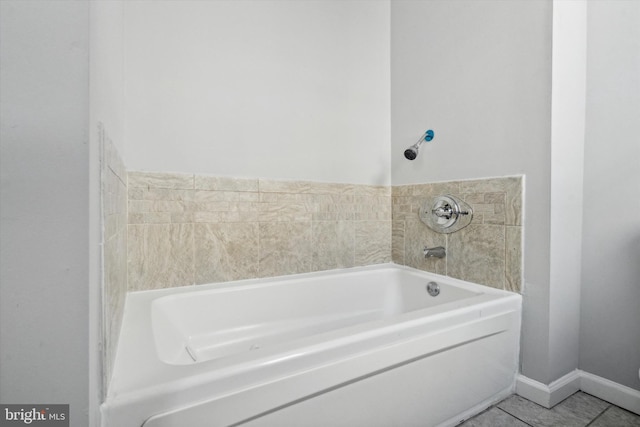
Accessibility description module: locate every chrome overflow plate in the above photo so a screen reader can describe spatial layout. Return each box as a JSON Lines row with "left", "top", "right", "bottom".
{"left": 426, "top": 281, "right": 440, "bottom": 297}
{"left": 420, "top": 194, "right": 473, "bottom": 234}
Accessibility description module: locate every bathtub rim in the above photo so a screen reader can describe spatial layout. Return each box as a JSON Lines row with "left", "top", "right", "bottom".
{"left": 150, "top": 265, "right": 486, "bottom": 366}
{"left": 127, "top": 262, "right": 511, "bottom": 299}
{"left": 105, "top": 263, "right": 521, "bottom": 418}
{"left": 107, "top": 263, "right": 519, "bottom": 392}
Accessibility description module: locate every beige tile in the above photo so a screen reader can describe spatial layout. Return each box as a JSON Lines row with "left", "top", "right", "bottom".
{"left": 259, "top": 179, "right": 316, "bottom": 194}
{"left": 128, "top": 200, "right": 154, "bottom": 213}
{"left": 391, "top": 195, "right": 411, "bottom": 205}
{"left": 259, "top": 179, "right": 361, "bottom": 195}
{"left": 410, "top": 181, "right": 461, "bottom": 198}
{"left": 128, "top": 171, "right": 194, "bottom": 189}
{"left": 312, "top": 212, "right": 356, "bottom": 221}
{"left": 391, "top": 220, "right": 405, "bottom": 265}
{"left": 310, "top": 182, "right": 358, "bottom": 195}
{"left": 170, "top": 212, "right": 194, "bottom": 223}
{"left": 104, "top": 228, "right": 127, "bottom": 293}
{"left": 193, "top": 211, "right": 261, "bottom": 223}
{"left": 468, "top": 203, "right": 495, "bottom": 214}
{"left": 311, "top": 221, "right": 355, "bottom": 271}
{"left": 130, "top": 188, "right": 194, "bottom": 202}
{"left": 101, "top": 133, "right": 127, "bottom": 388}
{"left": 128, "top": 212, "right": 172, "bottom": 224}
{"left": 353, "top": 195, "right": 389, "bottom": 206}
{"left": 354, "top": 221, "right": 392, "bottom": 266}
{"left": 128, "top": 187, "right": 145, "bottom": 200}
{"left": 261, "top": 192, "right": 330, "bottom": 205}
{"left": 194, "top": 223, "right": 259, "bottom": 284}
{"left": 464, "top": 193, "right": 486, "bottom": 204}
{"left": 105, "top": 210, "right": 127, "bottom": 240}
{"left": 128, "top": 199, "right": 191, "bottom": 214}
{"left": 251, "top": 202, "right": 311, "bottom": 222}
{"left": 103, "top": 133, "right": 127, "bottom": 184}
{"left": 259, "top": 222, "right": 312, "bottom": 277}
{"left": 484, "top": 192, "right": 506, "bottom": 204}
{"left": 403, "top": 219, "right": 447, "bottom": 275}
{"left": 373, "top": 199, "right": 393, "bottom": 210}
{"left": 313, "top": 201, "right": 352, "bottom": 213}
{"left": 387, "top": 176, "right": 523, "bottom": 292}
{"left": 392, "top": 203, "right": 415, "bottom": 222}
{"left": 122, "top": 173, "right": 525, "bottom": 297}
{"left": 104, "top": 229, "right": 127, "bottom": 312}
{"left": 103, "top": 167, "right": 127, "bottom": 215}
{"left": 194, "top": 190, "right": 260, "bottom": 203}
{"left": 194, "top": 175, "right": 258, "bottom": 192}
{"left": 356, "top": 185, "right": 391, "bottom": 197}
{"left": 150, "top": 200, "right": 190, "bottom": 213}
{"left": 508, "top": 191, "right": 523, "bottom": 226}
{"left": 392, "top": 185, "right": 413, "bottom": 197}
{"left": 188, "top": 201, "right": 232, "bottom": 212}
{"left": 127, "top": 224, "right": 194, "bottom": 290}
{"left": 103, "top": 228, "right": 127, "bottom": 385}
{"left": 448, "top": 224, "right": 506, "bottom": 289}
{"left": 324, "top": 193, "right": 357, "bottom": 205}
{"left": 459, "top": 176, "right": 522, "bottom": 226}
{"left": 503, "top": 177, "right": 523, "bottom": 226}
{"left": 484, "top": 212, "right": 506, "bottom": 225}
{"left": 354, "top": 211, "right": 392, "bottom": 221}
{"left": 458, "top": 177, "right": 510, "bottom": 193}
{"left": 505, "top": 226, "right": 523, "bottom": 292}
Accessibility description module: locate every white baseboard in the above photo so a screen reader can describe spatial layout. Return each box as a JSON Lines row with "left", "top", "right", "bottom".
{"left": 580, "top": 371, "right": 640, "bottom": 415}
{"left": 516, "top": 370, "right": 640, "bottom": 415}
{"left": 516, "top": 370, "right": 581, "bottom": 408}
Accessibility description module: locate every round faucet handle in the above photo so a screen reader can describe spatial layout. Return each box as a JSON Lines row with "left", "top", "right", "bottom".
{"left": 433, "top": 205, "right": 453, "bottom": 219}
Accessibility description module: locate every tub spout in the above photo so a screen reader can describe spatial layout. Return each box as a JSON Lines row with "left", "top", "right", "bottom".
{"left": 423, "top": 246, "right": 446, "bottom": 258}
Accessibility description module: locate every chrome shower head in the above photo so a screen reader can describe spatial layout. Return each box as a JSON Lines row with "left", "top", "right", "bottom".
{"left": 403, "top": 130, "right": 434, "bottom": 161}
{"left": 404, "top": 145, "right": 419, "bottom": 160}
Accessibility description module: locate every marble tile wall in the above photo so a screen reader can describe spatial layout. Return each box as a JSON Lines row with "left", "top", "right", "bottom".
{"left": 127, "top": 172, "right": 392, "bottom": 290}
{"left": 392, "top": 176, "right": 523, "bottom": 292}
{"left": 100, "top": 125, "right": 128, "bottom": 391}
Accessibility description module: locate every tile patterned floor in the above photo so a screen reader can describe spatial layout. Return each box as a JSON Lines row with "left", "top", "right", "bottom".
{"left": 459, "top": 392, "right": 640, "bottom": 427}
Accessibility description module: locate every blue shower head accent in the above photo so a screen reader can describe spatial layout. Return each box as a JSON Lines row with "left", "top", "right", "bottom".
{"left": 424, "top": 130, "right": 434, "bottom": 141}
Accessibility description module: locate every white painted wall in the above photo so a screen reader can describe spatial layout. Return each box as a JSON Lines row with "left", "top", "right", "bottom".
{"left": 0, "top": 2, "right": 92, "bottom": 426}
{"left": 124, "top": 0, "right": 391, "bottom": 185}
{"left": 91, "top": 1, "right": 125, "bottom": 156}
{"left": 548, "top": 0, "right": 586, "bottom": 383}
{"left": 390, "top": 0, "right": 554, "bottom": 383}
{"left": 580, "top": 0, "right": 640, "bottom": 391}
{"left": 90, "top": 0, "right": 125, "bottom": 405}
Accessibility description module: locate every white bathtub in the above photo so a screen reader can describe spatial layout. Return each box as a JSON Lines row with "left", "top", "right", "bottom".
{"left": 102, "top": 264, "right": 521, "bottom": 427}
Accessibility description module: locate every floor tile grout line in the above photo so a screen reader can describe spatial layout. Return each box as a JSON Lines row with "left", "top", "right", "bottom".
{"left": 495, "top": 406, "right": 536, "bottom": 427}
{"left": 584, "top": 403, "right": 612, "bottom": 427}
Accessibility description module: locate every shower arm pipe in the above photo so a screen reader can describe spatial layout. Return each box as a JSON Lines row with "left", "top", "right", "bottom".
{"left": 416, "top": 130, "right": 435, "bottom": 146}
